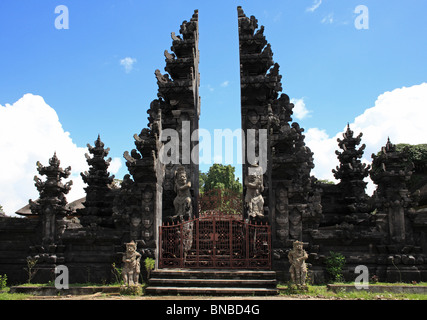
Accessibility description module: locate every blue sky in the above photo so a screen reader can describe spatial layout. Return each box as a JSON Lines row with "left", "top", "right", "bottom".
{"left": 1, "top": 0, "right": 426, "bottom": 214}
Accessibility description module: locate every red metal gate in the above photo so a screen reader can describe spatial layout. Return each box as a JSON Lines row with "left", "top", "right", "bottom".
{"left": 159, "top": 213, "right": 271, "bottom": 269}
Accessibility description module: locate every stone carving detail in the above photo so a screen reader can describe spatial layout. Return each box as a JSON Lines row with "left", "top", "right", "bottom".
{"left": 275, "top": 186, "right": 289, "bottom": 241}
{"left": 122, "top": 241, "right": 141, "bottom": 286}
{"left": 370, "top": 138, "right": 417, "bottom": 244}
{"left": 244, "top": 164, "right": 265, "bottom": 220}
{"left": 79, "top": 135, "right": 115, "bottom": 227}
{"left": 332, "top": 124, "right": 371, "bottom": 217}
{"left": 173, "top": 166, "right": 192, "bottom": 220}
{"left": 158, "top": 10, "right": 200, "bottom": 218}
{"left": 30, "top": 152, "right": 73, "bottom": 245}
{"left": 3, "top": 8, "right": 425, "bottom": 286}
{"left": 289, "top": 207, "right": 303, "bottom": 241}
{"left": 288, "top": 240, "right": 308, "bottom": 286}
{"left": 238, "top": 6, "right": 321, "bottom": 246}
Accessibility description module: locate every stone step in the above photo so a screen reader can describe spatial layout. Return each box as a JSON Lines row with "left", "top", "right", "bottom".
{"left": 144, "top": 286, "right": 278, "bottom": 296}
{"left": 150, "top": 269, "right": 277, "bottom": 280}
{"left": 148, "top": 278, "right": 277, "bottom": 288}
{"left": 145, "top": 269, "right": 278, "bottom": 296}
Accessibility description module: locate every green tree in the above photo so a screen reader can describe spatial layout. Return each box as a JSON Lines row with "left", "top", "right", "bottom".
{"left": 199, "top": 164, "right": 243, "bottom": 215}
{"left": 325, "top": 251, "right": 346, "bottom": 283}
{"left": 372, "top": 143, "right": 427, "bottom": 192}
{"left": 202, "top": 164, "right": 242, "bottom": 193}
{"left": 0, "top": 205, "right": 5, "bottom": 217}
{"left": 396, "top": 144, "right": 427, "bottom": 192}
{"left": 199, "top": 171, "right": 208, "bottom": 195}
{"left": 395, "top": 144, "right": 427, "bottom": 173}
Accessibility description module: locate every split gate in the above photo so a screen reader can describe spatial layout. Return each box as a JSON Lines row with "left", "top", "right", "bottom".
{"left": 159, "top": 213, "right": 271, "bottom": 269}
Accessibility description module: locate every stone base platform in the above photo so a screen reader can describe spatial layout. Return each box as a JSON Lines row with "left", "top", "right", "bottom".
{"left": 145, "top": 269, "right": 278, "bottom": 296}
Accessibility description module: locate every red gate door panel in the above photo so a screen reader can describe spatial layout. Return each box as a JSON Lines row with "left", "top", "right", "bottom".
{"left": 159, "top": 213, "right": 271, "bottom": 269}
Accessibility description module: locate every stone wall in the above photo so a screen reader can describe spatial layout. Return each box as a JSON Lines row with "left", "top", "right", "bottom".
{"left": 0, "top": 217, "right": 40, "bottom": 284}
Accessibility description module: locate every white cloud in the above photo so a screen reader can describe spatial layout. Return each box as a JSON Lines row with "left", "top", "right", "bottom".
{"left": 206, "top": 84, "right": 214, "bottom": 92}
{"left": 120, "top": 57, "right": 137, "bottom": 73}
{"left": 321, "top": 13, "right": 334, "bottom": 24}
{"left": 291, "top": 98, "right": 311, "bottom": 120}
{"left": 273, "top": 12, "right": 282, "bottom": 23}
{"left": 109, "top": 157, "right": 123, "bottom": 177}
{"left": 306, "top": 0, "right": 322, "bottom": 12}
{"left": 213, "top": 154, "right": 223, "bottom": 164}
{"left": 0, "top": 94, "right": 122, "bottom": 216}
{"left": 220, "top": 81, "right": 230, "bottom": 87}
{"left": 305, "top": 83, "right": 427, "bottom": 195}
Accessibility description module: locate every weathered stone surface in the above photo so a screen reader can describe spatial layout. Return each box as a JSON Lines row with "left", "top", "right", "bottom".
{"left": 122, "top": 241, "right": 141, "bottom": 286}
{"left": 1, "top": 8, "right": 427, "bottom": 287}
{"left": 288, "top": 241, "right": 308, "bottom": 286}
{"left": 78, "top": 135, "right": 115, "bottom": 227}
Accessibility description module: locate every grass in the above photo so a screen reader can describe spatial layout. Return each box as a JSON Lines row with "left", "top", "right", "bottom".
{"left": 16, "top": 282, "right": 123, "bottom": 287}
{"left": 330, "top": 281, "right": 427, "bottom": 286}
{"left": 277, "top": 282, "right": 427, "bottom": 300}
{"left": 0, "top": 287, "right": 31, "bottom": 300}
{"left": 0, "top": 282, "right": 146, "bottom": 300}
{"left": 2, "top": 280, "right": 427, "bottom": 300}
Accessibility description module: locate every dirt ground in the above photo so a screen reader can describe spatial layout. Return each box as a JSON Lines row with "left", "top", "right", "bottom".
{"left": 27, "top": 292, "right": 331, "bottom": 300}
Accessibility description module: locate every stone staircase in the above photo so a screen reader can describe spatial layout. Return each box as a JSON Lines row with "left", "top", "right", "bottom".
{"left": 145, "top": 269, "right": 278, "bottom": 296}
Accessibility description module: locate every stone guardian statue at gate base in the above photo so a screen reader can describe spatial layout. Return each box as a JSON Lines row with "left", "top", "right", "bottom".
{"left": 122, "top": 241, "right": 141, "bottom": 287}
{"left": 288, "top": 240, "right": 308, "bottom": 287}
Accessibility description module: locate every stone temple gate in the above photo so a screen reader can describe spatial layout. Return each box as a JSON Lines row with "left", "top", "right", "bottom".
{"left": 1, "top": 7, "right": 427, "bottom": 287}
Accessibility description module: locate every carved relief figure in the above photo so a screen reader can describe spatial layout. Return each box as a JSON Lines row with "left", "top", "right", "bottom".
{"left": 288, "top": 240, "right": 308, "bottom": 286}
{"left": 130, "top": 210, "right": 142, "bottom": 242}
{"left": 245, "top": 164, "right": 265, "bottom": 219}
{"left": 289, "top": 206, "right": 303, "bottom": 240}
{"left": 173, "top": 166, "right": 192, "bottom": 220}
{"left": 142, "top": 186, "right": 154, "bottom": 215}
{"left": 42, "top": 206, "right": 56, "bottom": 244}
{"left": 247, "top": 110, "right": 260, "bottom": 129}
{"left": 275, "top": 187, "right": 289, "bottom": 240}
{"left": 122, "top": 241, "right": 141, "bottom": 286}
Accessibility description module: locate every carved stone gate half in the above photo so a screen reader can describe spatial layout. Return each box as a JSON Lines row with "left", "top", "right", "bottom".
{"left": 159, "top": 213, "right": 271, "bottom": 269}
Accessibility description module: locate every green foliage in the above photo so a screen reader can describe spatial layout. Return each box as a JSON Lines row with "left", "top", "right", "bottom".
{"left": 371, "top": 143, "right": 427, "bottom": 193}
{"left": 0, "top": 205, "right": 5, "bottom": 216}
{"left": 24, "top": 257, "right": 38, "bottom": 284}
{"left": 397, "top": 144, "right": 427, "bottom": 190}
{"left": 201, "top": 164, "right": 242, "bottom": 194}
{"left": 318, "top": 179, "right": 335, "bottom": 185}
{"left": 372, "top": 143, "right": 427, "bottom": 174}
{"left": 0, "top": 274, "right": 7, "bottom": 290}
{"left": 325, "top": 251, "right": 346, "bottom": 283}
{"left": 199, "top": 171, "right": 208, "bottom": 195}
{"left": 111, "top": 263, "right": 123, "bottom": 285}
{"left": 199, "top": 188, "right": 243, "bottom": 215}
{"left": 0, "top": 290, "right": 31, "bottom": 300}
{"left": 144, "top": 258, "right": 155, "bottom": 278}
{"left": 120, "top": 285, "right": 143, "bottom": 296}
{"left": 396, "top": 143, "right": 427, "bottom": 171}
